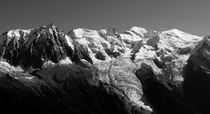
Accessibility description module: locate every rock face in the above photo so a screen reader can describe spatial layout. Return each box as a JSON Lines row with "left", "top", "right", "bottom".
{"left": 0, "top": 24, "right": 208, "bottom": 114}
{"left": 68, "top": 28, "right": 124, "bottom": 62}
{"left": 183, "top": 35, "right": 210, "bottom": 114}
{"left": 0, "top": 24, "right": 77, "bottom": 68}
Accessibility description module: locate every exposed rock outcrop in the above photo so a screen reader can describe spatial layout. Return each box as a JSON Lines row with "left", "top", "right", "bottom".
{"left": 0, "top": 24, "right": 80, "bottom": 68}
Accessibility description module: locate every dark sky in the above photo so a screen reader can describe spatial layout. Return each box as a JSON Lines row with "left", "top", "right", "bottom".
{"left": 0, "top": 0, "right": 210, "bottom": 35}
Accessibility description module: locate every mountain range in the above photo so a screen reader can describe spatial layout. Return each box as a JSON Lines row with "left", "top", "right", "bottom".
{"left": 0, "top": 24, "right": 209, "bottom": 114}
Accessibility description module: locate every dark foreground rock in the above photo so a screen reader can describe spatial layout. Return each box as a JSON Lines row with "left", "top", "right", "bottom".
{"left": 182, "top": 35, "right": 210, "bottom": 114}
{"left": 136, "top": 63, "right": 200, "bottom": 114}
{"left": 0, "top": 63, "right": 145, "bottom": 114}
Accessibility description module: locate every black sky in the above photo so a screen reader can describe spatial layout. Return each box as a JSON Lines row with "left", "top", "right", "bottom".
{"left": 0, "top": 0, "right": 210, "bottom": 35}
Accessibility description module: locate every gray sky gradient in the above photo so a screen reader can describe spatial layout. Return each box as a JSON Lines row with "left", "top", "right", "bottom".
{"left": 0, "top": 0, "right": 210, "bottom": 35}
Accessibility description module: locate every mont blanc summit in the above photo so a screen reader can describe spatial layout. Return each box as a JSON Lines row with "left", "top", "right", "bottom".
{"left": 0, "top": 24, "right": 209, "bottom": 114}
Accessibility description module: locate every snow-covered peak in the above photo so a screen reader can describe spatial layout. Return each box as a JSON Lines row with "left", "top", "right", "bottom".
{"left": 0, "top": 29, "right": 31, "bottom": 46}
{"left": 163, "top": 28, "right": 183, "bottom": 33}
{"left": 99, "top": 27, "right": 117, "bottom": 36}
{"left": 7, "top": 29, "right": 31, "bottom": 38}
{"left": 159, "top": 29, "right": 203, "bottom": 50}
{"left": 69, "top": 28, "right": 124, "bottom": 63}
{"left": 72, "top": 28, "right": 100, "bottom": 38}
{"left": 130, "top": 26, "right": 147, "bottom": 37}
{"left": 131, "top": 28, "right": 203, "bottom": 83}
{"left": 162, "top": 29, "right": 202, "bottom": 42}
